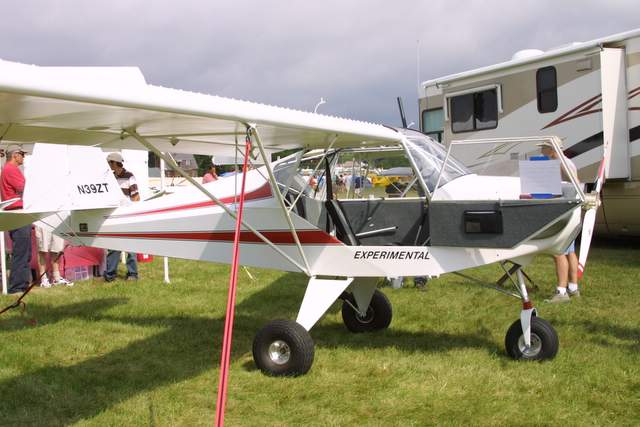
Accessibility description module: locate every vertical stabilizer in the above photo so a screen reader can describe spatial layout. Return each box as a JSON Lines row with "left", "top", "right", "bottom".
{"left": 23, "top": 144, "right": 126, "bottom": 212}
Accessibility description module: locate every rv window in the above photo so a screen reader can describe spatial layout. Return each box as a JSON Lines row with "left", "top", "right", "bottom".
{"left": 451, "top": 89, "right": 498, "bottom": 133}
{"left": 475, "top": 90, "right": 498, "bottom": 129}
{"left": 536, "top": 66, "right": 557, "bottom": 113}
{"left": 422, "top": 108, "right": 444, "bottom": 142}
{"left": 451, "top": 94, "right": 474, "bottom": 132}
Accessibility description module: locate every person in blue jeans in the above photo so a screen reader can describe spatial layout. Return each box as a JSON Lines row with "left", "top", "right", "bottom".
{"left": 103, "top": 152, "right": 140, "bottom": 282}
{"left": 105, "top": 250, "right": 138, "bottom": 282}
{"left": 1, "top": 145, "right": 32, "bottom": 294}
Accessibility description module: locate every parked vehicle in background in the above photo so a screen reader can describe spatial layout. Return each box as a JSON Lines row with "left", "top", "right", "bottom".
{"left": 419, "top": 28, "right": 640, "bottom": 237}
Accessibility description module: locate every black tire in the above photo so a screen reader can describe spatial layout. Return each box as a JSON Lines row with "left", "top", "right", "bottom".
{"left": 252, "top": 320, "right": 314, "bottom": 376}
{"left": 505, "top": 316, "right": 559, "bottom": 361}
{"left": 341, "top": 289, "right": 392, "bottom": 333}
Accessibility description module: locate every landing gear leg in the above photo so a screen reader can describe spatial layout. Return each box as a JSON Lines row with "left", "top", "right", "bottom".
{"left": 503, "top": 265, "right": 559, "bottom": 361}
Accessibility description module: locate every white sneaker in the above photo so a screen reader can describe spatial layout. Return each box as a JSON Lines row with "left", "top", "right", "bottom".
{"left": 545, "top": 291, "right": 570, "bottom": 304}
{"left": 53, "top": 277, "right": 74, "bottom": 287}
{"left": 40, "top": 276, "right": 52, "bottom": 288}
{"left": 568, "top": 288, "right": 581, "bottom": 297}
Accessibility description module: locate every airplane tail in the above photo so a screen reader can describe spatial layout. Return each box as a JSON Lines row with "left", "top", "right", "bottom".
{"left": 0, "top": 143, "right": 126, "bottom": 231}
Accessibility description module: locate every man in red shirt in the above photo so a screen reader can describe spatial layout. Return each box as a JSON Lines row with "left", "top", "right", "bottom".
{"left": 0, "top": 144, "right": 32, "bottom": 294}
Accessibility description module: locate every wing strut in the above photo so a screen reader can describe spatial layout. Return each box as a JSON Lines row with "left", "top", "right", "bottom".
{"left": 124, "top": 129, "right": 309, "bottom": 275}
{"left": 250, "top": 126, "right": 311, "bottom": 273}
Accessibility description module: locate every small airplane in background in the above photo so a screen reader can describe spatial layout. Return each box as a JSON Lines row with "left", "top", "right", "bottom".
{"left": 0, "top": 59, "right": 606, "bottom": 378}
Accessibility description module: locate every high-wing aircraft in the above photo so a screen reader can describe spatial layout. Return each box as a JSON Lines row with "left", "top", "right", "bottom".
{"left": 0, "top": 59, "right": 603, "bottom": 377}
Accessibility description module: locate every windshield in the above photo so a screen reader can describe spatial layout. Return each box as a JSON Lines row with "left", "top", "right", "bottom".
{"left": 399, "top": 128, "right": 470, "bottom": 193}
{"left": 273, "top": 151, "right": 311, "bottom": 198}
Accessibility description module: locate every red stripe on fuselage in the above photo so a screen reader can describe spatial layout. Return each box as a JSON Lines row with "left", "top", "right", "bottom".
{"left": 75, "top": 229, "right": 343, "bottom": 245}
{"left": 109, "top": 182, "right": 273, "bottom": 218}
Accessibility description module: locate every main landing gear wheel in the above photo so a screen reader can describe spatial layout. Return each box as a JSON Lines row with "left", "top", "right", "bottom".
{"left": 252, "top": 320, "right": 314, "bottom": 376}
{"left": 341, "top": 289, "right": 392, "bottom": 333}
{"left": 505, "top": 316, "right": 559, "bottom": 361}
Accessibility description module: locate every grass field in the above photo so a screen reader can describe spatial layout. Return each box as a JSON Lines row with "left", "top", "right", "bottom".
{"left": 1, "top": 239, "right": 639, "bottom": 426}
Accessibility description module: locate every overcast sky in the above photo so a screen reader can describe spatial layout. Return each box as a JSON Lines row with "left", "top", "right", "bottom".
{"left": 0, "top": 1, "right": 637, "bottom": 127}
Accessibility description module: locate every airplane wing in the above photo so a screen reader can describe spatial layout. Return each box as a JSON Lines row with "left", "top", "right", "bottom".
{"left": 0, "top": 59, "right": 402, "bottom": 156}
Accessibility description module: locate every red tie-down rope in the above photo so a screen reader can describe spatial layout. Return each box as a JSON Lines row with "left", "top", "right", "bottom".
{"left": 215, "top": 134, "right": 252, "bottom": 427}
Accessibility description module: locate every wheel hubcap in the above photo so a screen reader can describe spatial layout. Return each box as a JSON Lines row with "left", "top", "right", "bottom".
{"left": 517, "top": 333, "right": 543, "bottom": 358}
{"left": 268, "top": 340, "right": 291, "bottom": 365}
{"left": 356, "top": 307, "right": 375, "bottom": 324}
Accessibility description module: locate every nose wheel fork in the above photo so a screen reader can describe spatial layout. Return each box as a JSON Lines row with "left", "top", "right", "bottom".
{"left": 504, "top": 265, "right": 559, "bottom": 361}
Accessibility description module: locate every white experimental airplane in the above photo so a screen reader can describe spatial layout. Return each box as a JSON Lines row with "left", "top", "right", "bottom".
{"left": 0, "top": 60, "right": 604, "bottom": 376}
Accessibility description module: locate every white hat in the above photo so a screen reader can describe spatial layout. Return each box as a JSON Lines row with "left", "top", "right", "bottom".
{"left": 536, "top": 140, "right": 564, "bottom": 149}
{"left": 106, "top": 152, "right": 124, "bottom": 163}
{"left": 6, "top": 144, "right": 26, "bottom": 155}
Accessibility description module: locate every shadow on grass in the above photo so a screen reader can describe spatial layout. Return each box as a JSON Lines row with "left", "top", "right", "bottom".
{"left": 555, "top": 318, "right": 640, "bottom": 353}
{"left": 0, "top": 297, "right": 129, "bottom": 332}
{"left": 0, "top": 273, "right": 496, "bottom": 425}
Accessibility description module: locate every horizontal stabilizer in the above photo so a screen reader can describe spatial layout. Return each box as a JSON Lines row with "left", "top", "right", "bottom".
{"left": 23, "top": 143, "right": 126, "bottom": 212}
{"left": 0, "top": 210, "right": 55, "bottom": 231}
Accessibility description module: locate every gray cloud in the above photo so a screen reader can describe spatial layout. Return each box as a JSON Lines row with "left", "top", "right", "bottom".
{"left": 0, "top": 0, "right": 637, "bottom": 126}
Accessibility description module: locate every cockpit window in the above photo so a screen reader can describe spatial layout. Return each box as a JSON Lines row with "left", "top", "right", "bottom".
{"left": 273, "top": 151, "right": 309, "bottom": 198}
{"left": 399, "top": 128, "right": 470, "bottom": 193}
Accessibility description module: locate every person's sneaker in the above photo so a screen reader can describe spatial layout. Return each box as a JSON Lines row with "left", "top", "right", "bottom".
{"left": 545, "top": 291, "right": 570, "bottom": 304}
{"left": 104, "top": 275, "right": 116, "bottom": 283}
{"left": 568, "top": 288, "right": 581, "bottom": 297}
{"left": 53, "top": 277, "right": 74, "bottom": 287}
{"left": 40, "top": 277, "right": 52, "bottom": 288}
{"left": 125, "top": 274, "right": 138, "bottom": 281}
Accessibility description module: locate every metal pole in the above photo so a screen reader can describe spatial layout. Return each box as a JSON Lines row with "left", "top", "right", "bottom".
{"left": 397, "top": 97, "right": 408, "bottom": 128}
{"left": 347, "top": 156, "right": 356, "bottom": 199}
{"left": 1, "top": 149, "right": 6, "bottom": 294}
{"left": 215, "top": 136, "right": 252, "bottom": 427}
{"left": 160, "top": 155, "right": 170, "bottom": 284}
{"left": 0, "top": 231, "right": 6, "bottom": 295}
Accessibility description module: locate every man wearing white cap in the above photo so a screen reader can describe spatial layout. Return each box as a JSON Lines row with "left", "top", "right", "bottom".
{"left": 103, "top": 152, "right": 140, "bottom": 282}
{"left": 537, "top": 141, "right": 581, "bottom": 303}
{"left": 0, "top": 144, "right": 32, "bottom": 293}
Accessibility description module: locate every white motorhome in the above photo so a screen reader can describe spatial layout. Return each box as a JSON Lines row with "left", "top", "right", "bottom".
{"left": 419, "top": 28, "right": 640, "bottom": 236}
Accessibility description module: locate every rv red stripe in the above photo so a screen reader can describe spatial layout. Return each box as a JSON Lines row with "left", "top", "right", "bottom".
{"left": 545, "top": 86, "right": 640, "bottom": 130}
{"left": 76, "top": 229, "right": 343, "bottom": 245}
{"left": 109, "top": 182, "right": 273, "bottom": 218}
{"left": 542, "top": 94, "right": 601, "bottom": 130}
{"left": 578, "top": 99, "right": 602, "bottom": 113}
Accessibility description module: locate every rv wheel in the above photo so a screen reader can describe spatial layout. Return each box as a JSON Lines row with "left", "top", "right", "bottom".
{"left": 505, "top": 316, "right": 559, "bottom": 361}
{"left": 341, "top": 289, "right": 392, "bottom": 333}
{"left": 252, "top": 320, "right": 314, "bottom": 376}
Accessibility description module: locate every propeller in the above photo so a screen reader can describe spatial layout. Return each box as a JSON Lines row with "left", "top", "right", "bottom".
{"left": 577, "top": 158, "right": 606, "bottom": 279}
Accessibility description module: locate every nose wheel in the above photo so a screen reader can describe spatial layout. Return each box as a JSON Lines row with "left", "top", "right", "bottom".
{"left": 505, "top": 316, "right": 558, "bottom": 360}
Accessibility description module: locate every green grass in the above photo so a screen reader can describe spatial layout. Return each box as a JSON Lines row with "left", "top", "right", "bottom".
{"left": 1, "top": 239, "right": 639, "bottom": 426}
